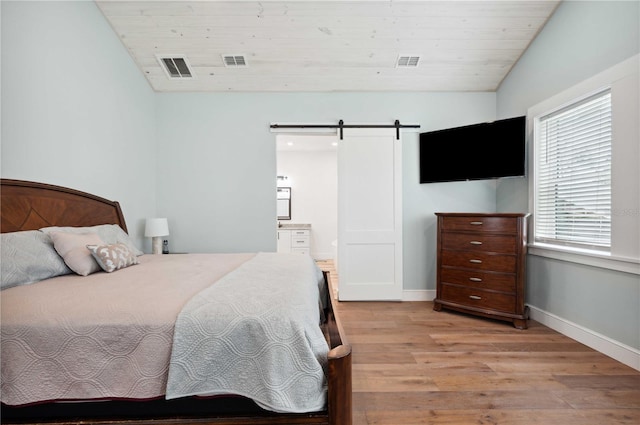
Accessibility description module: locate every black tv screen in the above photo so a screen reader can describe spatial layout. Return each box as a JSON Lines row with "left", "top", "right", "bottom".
{"left": 419, "top": 116, "right": 526, "bottom": 183}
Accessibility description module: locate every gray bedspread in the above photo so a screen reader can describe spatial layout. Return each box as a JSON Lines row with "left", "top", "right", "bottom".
{"left": 166, "top": 252, "right": 329, "bottom": 413}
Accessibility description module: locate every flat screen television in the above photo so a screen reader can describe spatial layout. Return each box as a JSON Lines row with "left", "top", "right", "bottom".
{"left": 419, "top": 116, "right": 526, "bottom": 183}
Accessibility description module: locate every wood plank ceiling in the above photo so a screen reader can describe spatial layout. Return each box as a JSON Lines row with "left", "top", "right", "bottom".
{"left": 96, "top": 0, "right": 561, "bottom": 92}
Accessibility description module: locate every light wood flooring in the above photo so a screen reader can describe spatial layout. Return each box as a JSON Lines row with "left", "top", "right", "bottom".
{"left": 315, "top": 260, "right": 640, "bottom": 425}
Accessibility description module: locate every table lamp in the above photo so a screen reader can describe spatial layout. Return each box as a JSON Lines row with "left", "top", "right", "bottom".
{"left": 145, "top": 218, "right": 169, "bottom": 254}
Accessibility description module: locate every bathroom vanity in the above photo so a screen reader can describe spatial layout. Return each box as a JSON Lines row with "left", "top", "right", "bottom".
{"left": 277, "top": 224, "right": 311, "bottom": 255}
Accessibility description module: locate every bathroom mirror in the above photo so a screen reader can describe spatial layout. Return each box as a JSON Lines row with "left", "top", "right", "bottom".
{"left": 277, "top": 187, "right": 291, "bottom": 220}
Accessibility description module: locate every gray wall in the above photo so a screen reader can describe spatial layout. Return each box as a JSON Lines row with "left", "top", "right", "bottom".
{"left": 1, "top": 0, "right": 497, "bottom": 293}
{"left": 155, "top": 92, "right": 498, "bottom": 291}
{"left": 0, "top": 0, "right": 157, "bottom": 250}
{"left": 496, "top": 0, "right": 640, "bottom": 350}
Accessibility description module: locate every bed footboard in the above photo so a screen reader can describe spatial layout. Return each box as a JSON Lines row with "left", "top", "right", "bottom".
{"left": 323, "top": 271, "right": 353, "bottom": 425}
{"left": 328, "top": 345, "right": 352, "bottom": 425}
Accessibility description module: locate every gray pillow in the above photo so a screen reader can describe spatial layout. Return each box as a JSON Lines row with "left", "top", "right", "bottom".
{"left": 1, "top": 230, "right": 72, "bottom": 290}
{"left": 40, "top": 224, "right": 143, "bottom": 256}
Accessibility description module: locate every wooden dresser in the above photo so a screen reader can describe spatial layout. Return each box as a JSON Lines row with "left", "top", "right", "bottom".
{"left": 434, "top": 212, "right": 529, "bottom": 329}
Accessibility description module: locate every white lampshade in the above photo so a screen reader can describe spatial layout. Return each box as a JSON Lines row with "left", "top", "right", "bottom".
{"left": 145, "top": 218, "right": 169, "bottom": 237}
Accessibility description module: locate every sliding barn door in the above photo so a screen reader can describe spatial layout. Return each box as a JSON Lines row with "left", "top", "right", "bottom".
{"left": 338, "top": 128, "right": 403, "bottom": 301}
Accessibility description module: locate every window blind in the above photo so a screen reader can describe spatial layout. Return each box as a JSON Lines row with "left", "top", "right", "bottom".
{"left": 534, "top": 90, "right": 612, "bottom": 251}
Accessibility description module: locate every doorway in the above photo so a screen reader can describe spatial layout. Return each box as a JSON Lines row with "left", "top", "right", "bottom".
{"left": 275, "top": 127, "right": 404, "bottom": 301}
{"left": 276, "top": 134, "right": 339, "bottom": 262}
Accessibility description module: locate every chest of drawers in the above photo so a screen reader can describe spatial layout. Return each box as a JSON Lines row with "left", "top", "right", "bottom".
{"left": 434, "top": 213, "right": 529, "bottom": 329}
{"left": 290, "top": 229, "right": 310, "bottom": 255}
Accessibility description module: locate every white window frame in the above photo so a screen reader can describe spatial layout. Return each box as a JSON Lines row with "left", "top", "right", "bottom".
{"left": 533, "top": 89, "right": 612, "bottom": 252}
{"left": 527, "top": 55, "right": 640, "bottom": 275}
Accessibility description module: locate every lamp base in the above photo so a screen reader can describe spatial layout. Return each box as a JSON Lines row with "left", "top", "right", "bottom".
{"left": 151, "top": 237, "right": 163, "bottom": 254}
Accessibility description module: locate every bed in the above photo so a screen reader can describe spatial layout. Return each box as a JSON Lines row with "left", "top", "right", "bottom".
{"left": 0, "top": 178, "right": 352, "bottom": 425}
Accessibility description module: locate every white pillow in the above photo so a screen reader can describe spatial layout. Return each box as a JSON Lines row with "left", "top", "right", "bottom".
{"left": 40, "top": 224, "right": 143, "bottom": 256}
{"left": 48, "top": 231, "right": 105, "bottom": 276}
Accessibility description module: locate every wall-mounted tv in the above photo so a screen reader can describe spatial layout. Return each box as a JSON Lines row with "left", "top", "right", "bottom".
{"left": 419, "top": 116, "right": 526, "bottom": 184}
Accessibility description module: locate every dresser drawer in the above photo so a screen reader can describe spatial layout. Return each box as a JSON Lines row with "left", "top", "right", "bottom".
{"left": 441, "top": 233, "right": 516, "bottom": 254}
{"left": 441, "top": 268, "right": 516, "bottom": 293}
{"left": 440, "top": 250, "right": 516, "bottom": 273}
{"left": 291, "top": 229, "right": 310, "bottom": 237}
{"left": 441, "top": 216, "right": 518, "bottom": 234}
{"left": 441, "top": 284, "right": 516, "bottom": 313}
{"left": 291, "top": 236, "right": 310, "bottom": 247}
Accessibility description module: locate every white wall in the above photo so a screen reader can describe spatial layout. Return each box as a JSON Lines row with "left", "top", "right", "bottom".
{"left": 0, "top": 1, "right": 157, "bottom": 250}
{"left": 496, "top": 0, "right": 640, "bottom": 356}
{"left": 277, "top": 147, "right": 338, "bottom": 260}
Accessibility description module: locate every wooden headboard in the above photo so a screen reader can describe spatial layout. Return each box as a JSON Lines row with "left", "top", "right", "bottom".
{"left": 1, "top": 179, "right": 127, "bottom": 233}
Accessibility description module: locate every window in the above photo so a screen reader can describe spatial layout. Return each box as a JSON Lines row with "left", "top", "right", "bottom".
{"left": 527, "top": 55, "right": 639, "bottom": 274}
{"left": 533, "top": 90, "right": 612, "bottom": 253}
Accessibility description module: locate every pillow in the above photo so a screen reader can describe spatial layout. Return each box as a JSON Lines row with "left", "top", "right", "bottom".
{"left": 87, "top": 243, "right": 139, "bottom": 273}
{"left": 1, "top": 230, "right": 72, "bottom": 290}
{"left": 48, "top": 231, "right": 105, "bottom": 276}
{"left": 40, "top": 224, "right": 143, "bottom": 256}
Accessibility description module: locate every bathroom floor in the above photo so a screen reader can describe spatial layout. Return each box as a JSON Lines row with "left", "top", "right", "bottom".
{"left": 315, "top": 259, "right": 338, "bottom": 299}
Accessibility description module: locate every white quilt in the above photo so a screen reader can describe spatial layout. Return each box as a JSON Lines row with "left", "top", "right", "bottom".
{"left": 166, "top": 252, "right": 329, "bottom": 413}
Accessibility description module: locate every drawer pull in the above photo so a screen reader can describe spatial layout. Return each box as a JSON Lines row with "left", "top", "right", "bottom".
{"left": 469, "top": 295, "right": 482, "bottom": 300}
{"left": 469, "top": 259, "right": 483, "bottom": 264}
{"left": 470, "top": 241, "right": 483, "bottom": 245}
{"left": 470, "top": 221, "right": 483, "bottom": 225}
{"left": 469, "top": 277, "right": 483, "bottom": 282}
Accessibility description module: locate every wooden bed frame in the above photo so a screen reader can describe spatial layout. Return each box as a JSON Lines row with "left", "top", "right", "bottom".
{"left": 0, "top": 179, "right": 352, "bottom": 425}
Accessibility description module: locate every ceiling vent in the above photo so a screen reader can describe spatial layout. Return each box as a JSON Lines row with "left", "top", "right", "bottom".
{"left": 396, "top": 55, "right": 420, "bottom": 68}
{"left": 222, "top": 55, "right": 248, "bottom": 67}
{"left": 157, "top": 55, "right": 194, "bottom": 79}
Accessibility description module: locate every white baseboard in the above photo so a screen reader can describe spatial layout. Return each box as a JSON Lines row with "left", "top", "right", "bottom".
{"left": 528, "top": 305, "right": 640, "bottom": 371}
{"left": 312, "top": 252, "right": 333, "bottom": 261}
{"left": 403, "top": 289, "right": 436, "bottom": 301}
